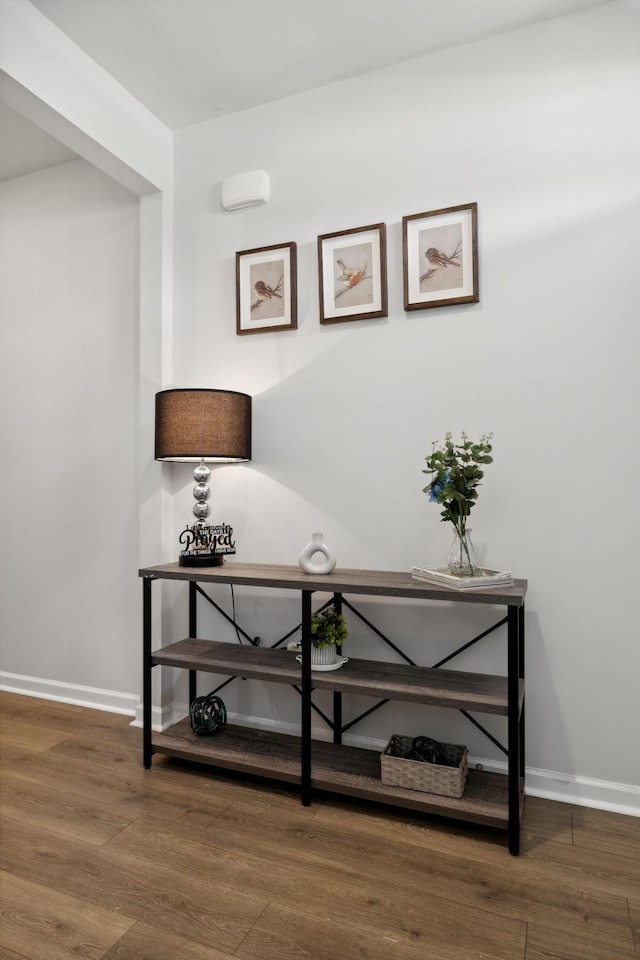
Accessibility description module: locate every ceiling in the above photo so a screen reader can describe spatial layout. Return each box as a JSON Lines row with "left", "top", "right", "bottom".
{"left": 2, "top": 0, "right": 609, "bottom": 181}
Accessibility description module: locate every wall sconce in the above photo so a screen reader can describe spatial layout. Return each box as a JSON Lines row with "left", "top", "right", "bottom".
{"left": 155, "top": 388, "right": 252, "bottom": 566}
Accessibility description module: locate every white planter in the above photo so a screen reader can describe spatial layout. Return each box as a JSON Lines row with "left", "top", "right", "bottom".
{"left": 311, "top": 643, "right": 337, "bottom": 666}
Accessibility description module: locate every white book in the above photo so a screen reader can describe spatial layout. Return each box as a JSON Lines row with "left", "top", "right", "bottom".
{"left": 411, "top": 565, "right": 513, "bottom": 591}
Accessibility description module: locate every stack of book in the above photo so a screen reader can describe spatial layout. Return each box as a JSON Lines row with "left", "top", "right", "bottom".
{"left": 411, "top": 565, "right": 513, "bottom": 591}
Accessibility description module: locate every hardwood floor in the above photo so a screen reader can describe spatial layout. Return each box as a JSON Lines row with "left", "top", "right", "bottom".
{"left": 0, "top": 691, "right": 638, "bottom": 959}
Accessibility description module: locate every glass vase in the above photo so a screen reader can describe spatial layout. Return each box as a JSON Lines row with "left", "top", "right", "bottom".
{"left": 447, "top": 527, "right": 478, "bottom": 577}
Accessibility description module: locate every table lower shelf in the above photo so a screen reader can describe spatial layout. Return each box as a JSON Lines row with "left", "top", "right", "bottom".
{"left": 151, "top": 719, "right": 510, "bottom": 829}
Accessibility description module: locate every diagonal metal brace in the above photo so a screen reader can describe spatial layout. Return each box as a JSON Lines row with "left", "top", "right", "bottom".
{"left": 460, "top": 710, "right": 508, "bottom": 756}
{"left": 342, "top": 597, "right": 416, "bottom": 665}
{"left": 292, "top": 685, "right": 334, "bottom": 730}
{"left": 430, "top": 615, "right": 508, "bottom": 669}
{"left": 195, "top": 584, "right": 258, "bottom": 645}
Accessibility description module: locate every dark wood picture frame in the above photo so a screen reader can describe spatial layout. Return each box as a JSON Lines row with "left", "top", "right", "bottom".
{"left": 236, "top": 241, "right": 297, "bottom": 335}
{"left": 402, "top": 203, "right": 478, "bottom": 311}
{"left": 317, "top": 223, "right": 388, "bottom": 325}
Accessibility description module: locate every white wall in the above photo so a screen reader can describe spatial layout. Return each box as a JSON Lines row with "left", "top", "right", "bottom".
{"left": 0, "top": 159, "right": 141, "bottom": 708}
{"left": 170, "top": 2, "right": 640, "bottom": 808}
{"left": 0, "top": 0, "right": 172, "bottom": 714}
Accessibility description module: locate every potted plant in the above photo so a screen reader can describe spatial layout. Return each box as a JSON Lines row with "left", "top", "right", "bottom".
{"left": 309, "top": 607, "right": 347, "bottom": 666}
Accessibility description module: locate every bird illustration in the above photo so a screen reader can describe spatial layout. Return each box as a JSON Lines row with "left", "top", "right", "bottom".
{"left": 251, "top": 276, "right": 285, "bottom": 311}
{"left": 424, "top": 243, "right": 461, "bottom": 270}
{"left": 254, "top": 279, "right": 282, "bottom": 301}
{"left": 335, "top": 258, "right": 364, "bottom": 288}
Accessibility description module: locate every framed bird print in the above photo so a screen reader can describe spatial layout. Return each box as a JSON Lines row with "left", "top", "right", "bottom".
{"left": 317, "top": 223, "right": 388, "bottom": 325}
{"left": 402, "top": 203, "right": 479, "bottom": 311}
{"left": 236, "top": 241, "right": 297, "bottom": 335}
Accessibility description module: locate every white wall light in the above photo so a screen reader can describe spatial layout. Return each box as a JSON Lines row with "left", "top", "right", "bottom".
{"left": 221, "top": 170, "right": 270, "bottom": 210}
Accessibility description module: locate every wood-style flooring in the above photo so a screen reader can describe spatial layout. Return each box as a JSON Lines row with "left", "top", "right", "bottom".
{"left": 0, "top": 691, "right": 638, "bottom": 959}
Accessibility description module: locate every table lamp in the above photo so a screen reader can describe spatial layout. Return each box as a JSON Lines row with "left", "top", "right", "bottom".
{"left": 155, "top": 388, "right": 252, "bottom": 566}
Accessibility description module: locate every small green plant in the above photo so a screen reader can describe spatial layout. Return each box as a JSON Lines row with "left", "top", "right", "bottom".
{"left": 310, "top": 607, "right": 348, "bottom": 648}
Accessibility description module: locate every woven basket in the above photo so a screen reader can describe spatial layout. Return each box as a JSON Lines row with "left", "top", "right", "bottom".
{"left": 381, "top": 734, "right": 468, "bottom": 798}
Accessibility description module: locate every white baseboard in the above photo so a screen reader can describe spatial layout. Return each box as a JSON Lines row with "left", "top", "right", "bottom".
{"left": 131, "top": 699, "right": 184, "bottom": 731}
{"left": 0, "top": 671, "right": 138, "bottom": 716}
{"left": 523, "top": 766, "right": 640, "bottom": 817}
{"left": 4, "top": 677, "right": 639, "bottom": 818}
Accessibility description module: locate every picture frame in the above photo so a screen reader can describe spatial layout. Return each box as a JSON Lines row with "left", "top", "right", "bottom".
{"left": 317, "top": 223, "right": 387, "bottom": 325}
{"left": 402, "top": 203, "right": 478, "bottom": 311}
{"left": 236, "top": 241, "right": 297, "bottom": 335}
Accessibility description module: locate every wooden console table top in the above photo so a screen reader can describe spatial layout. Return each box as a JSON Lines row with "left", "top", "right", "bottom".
{"left": 139, "top": 560, "right": 527, "bottom": 607}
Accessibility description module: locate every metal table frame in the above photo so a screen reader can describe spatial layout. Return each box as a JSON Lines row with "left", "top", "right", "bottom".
{"left": 141, "top": 562, "right": 526, "bottom": 854}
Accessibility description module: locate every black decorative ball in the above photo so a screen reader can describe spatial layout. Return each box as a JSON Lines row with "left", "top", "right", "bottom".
{"left": 189, "top": 693, "right": 227, "bottom": 736}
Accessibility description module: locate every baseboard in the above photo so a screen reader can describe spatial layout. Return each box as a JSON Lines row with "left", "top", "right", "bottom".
{"left": 523, "top": 766, "right": 640, "bottom": 817}
{"left": 131, "top": 699, "right": 185, "bottom": 731}
{"left": 0, "top": 671, "right": 138, "bottom": 716}
{"left": 4, "top": 677, "right": 639, "bottom": 818}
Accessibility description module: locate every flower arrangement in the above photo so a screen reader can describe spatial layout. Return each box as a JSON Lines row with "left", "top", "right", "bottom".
{"left": 310, "top": 607, "right": 348, "bottom": 648}
{"left": 423, "top": 432, "right": 493, "bottom": 575}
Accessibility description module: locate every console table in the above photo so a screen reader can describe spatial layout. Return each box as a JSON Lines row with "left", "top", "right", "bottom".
{"left": 139, "top": 562, "right": 527, "bottom": 854}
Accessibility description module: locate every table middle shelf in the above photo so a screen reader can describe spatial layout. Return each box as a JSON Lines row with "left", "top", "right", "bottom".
{"left": 152, "top": 637, "right": 520, "bottom": 715}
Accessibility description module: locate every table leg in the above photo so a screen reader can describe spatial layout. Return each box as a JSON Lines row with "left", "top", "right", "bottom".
{"left": 143, "top": 575, "right": 153, "bottom": 769}
{"left": 189, "top": 580, "right": 197, "bottom": 703}
{"left": 301, "top": 590, "right": 312, "bottom": 805}
{"left": 507, "top": 604, "right": 521, "bottom": 855}
{"left": 333, "top": 592, "right": 343, "bottom": 744}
